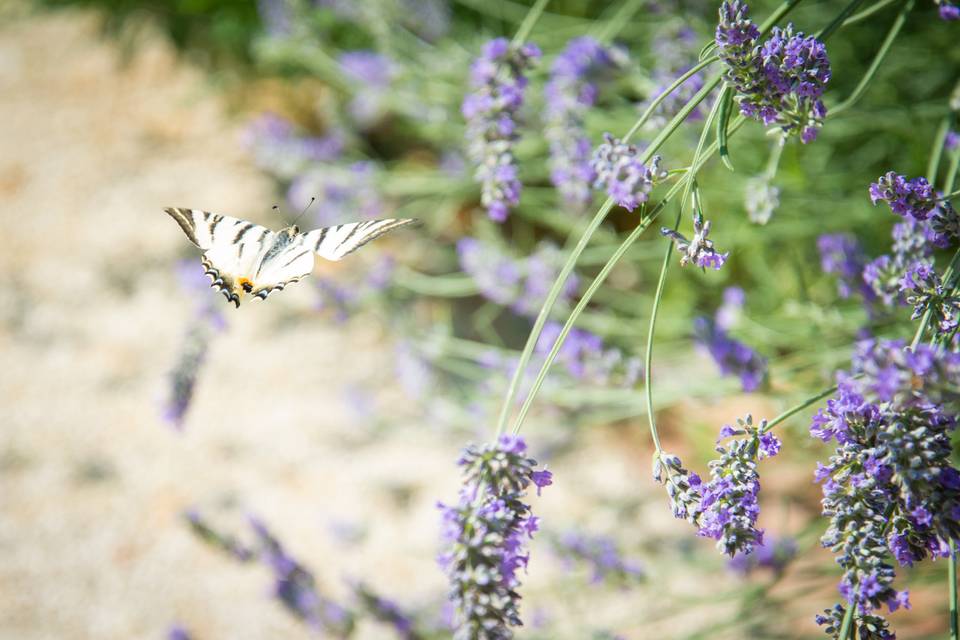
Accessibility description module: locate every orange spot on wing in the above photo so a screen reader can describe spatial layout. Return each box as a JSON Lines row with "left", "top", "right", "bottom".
{"left": 238, "top": 277, "right": 254, "bottom": 293}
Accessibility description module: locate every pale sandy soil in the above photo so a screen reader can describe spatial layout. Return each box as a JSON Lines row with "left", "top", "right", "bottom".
{"left": 0, "top": 5, "right": 947, "bottom": 640}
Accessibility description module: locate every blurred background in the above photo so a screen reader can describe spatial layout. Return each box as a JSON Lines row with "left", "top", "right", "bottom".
{"left": 1, "top": 0, "right": 958, "bottom": 638}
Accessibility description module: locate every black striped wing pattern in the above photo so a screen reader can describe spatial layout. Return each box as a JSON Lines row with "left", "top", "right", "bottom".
{"left": 164, "top": 207, "right": 416, "bottom": 307}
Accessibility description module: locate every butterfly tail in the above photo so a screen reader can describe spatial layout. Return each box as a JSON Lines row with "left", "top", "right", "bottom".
{"left": 164, "top": 207, "right": 201, "bottom": 248}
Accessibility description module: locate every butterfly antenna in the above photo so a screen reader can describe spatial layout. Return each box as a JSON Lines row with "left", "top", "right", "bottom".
{"left": 292, "top": 197, "right": 316, "bottom": 225}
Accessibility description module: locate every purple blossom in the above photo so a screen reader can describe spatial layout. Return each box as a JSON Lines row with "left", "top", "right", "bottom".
{"left": 338, "top": 51, "right": 397, "bottom": 126}
{"left": 591, "top": 134, "right": 668, "bottom": 211}
{"left": 652, "top": 452, "right": 703, "bottom": 522}
{"left": 716, "top": 1, "right": 831, "bottom": 142}
{"left": 870, "top": 171, "right": 937, "bottom": 220}
{"left": 243, "top": 112, "right": 344, "bottom": 178}
{"left": 694, "top": 415, "right": 779, "bottom": 556}
{"left": 552, "top": 530, "right": 644, "bottom": 585}
{"left": 938, "top": 0, "right": 960, "bottom": 19}
{"left": 661, "top": 211, "right": 729, "bottom": 271}
{"left": 898, "top": 259, "right": 960, "bottom": 336}
{"left": 817, "top": 233, "right": 872, "bottom": 300}
{"left": 545, "top": 37, "right": 625, "bottom": 209}
{"left": 288, "top": 161, "right": 384, "bottom": 227}
{"left": 438, "top": 435, "right": 550, "bottom": 637}
{"left": 463, "top": 38, "right": 540, "bottom": 222}
{"left": 716, "top": 286, "right": 746, "bottom": 330}
{"left": 727, "top": 535, "right": 797, "bottom": 575}
{"left": 167, "top": 624, "right": 193, "bottom": 640}
{"left": 947, "top": 130, "right": 960, "bottom": 150}
{"left": 645, "top": 25, "right": 708, "bottom": 127}
{"left": 693, "top": 316, "right": 767, "bottom": 392}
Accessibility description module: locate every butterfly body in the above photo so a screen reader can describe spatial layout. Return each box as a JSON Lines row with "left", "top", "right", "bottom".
{"left": 165, "top": 207, "right": 416, "bottom": 307}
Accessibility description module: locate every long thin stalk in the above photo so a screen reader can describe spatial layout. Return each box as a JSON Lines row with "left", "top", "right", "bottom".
{"left": 951, "top": 540, "right": 958, "bottom": 640}
{"left": 831, "top": 0, "right": 915, "bottom": 116}
{"left": 593, "top": 0, "right": 646, "bottom": 44}
{"left": 762, "top": 384, "right": 839, "bottom": 432}
{"left": 510, "top": 0, "right": 551, "bottom": 46}
{"left": 927, "top": 118, "right": 951, "bottom": 183}
{"left": 843, "top": 0, "right": 900, "bottom": 26}
{"left": 838, "top": 603, "right": 856, "bottom": 639}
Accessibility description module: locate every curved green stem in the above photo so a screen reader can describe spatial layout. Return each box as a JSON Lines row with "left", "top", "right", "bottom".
{"left": 510, "top": 0, "right": 550, "bottom": 46}
{"left": 762, "top": 384, "right": 839, "bottom": 432}
{"left": 831, "top": 0, "right": 915, "bottom": 116}
{"left": 817, "top": 0, "right": 870, "bottom": 40}
{"left": 843, "top": 0, "right": 900, "bottom": 26}
{"left": 592, "top": 0, "right": 646, "bottom": 44}
{"left": 623, "top": 57, "right": 719, "bottom": 144}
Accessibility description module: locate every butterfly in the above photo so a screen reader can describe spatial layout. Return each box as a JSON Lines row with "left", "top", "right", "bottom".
{"left": 164, "top": 207, "right": 417, "bottom": 307}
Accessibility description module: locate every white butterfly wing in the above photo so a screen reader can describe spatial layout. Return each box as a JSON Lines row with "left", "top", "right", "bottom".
{"left": 165, "top": 207, "right": 275, "bottom": 307}
{"left": 302, "top": 218, "right": 418, "bottom": 261}
{"left": 248, "top": 238, "right": 316, "bottom": 301}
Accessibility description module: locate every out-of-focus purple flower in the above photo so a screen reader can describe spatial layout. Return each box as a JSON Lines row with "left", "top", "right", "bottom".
{"left": 716, "top": 1, "right": 831, "bottom": 142}
{"left": 162, "top": 262, "right": 228, "bottom": 430}
{"left": 535, "top": 322, "right": 642, "bottom": 387}
{"left": 339, "top": 51, "right": 397, "bottom": 127}
{"left": 645, "top": 25, "right": 707, "bottom": 128}
{"left": 463, "top": 38, "right": 540, "bottom": 222}
{"left": 727, "top": 535, "right": 797, "bottom": 575}
{"left": 167, "top": 624, "right": 193, "bottom": 640}
{"left": 351, "top": 582, "right": 418, "bottom": 639}
{"left": 695, "top": 415, "right": 779, "bottom": 556}
{"left": 937, "top": 0, "right": 960, "bottom": 19}
{"left": 288, "top": 161, "right": 384, "bottom": 227}
{"left": 545, "top": 37, "right": 626, "bottom": 209}
{"left": 457, "top": 238, "right": 579, "bottom": 319}
{"left": 591, "top": 134, "right": 668, "bottom": 211}
{"left": 552, "top": 530, "right": 644, "bottom": 586}
{"left": 817, "top": 233, "right": 871, "bottom": 301}
{"left": 870, "top": 171, "right": 937, "bottom": 220}
{"left": 662, "top": 211, "right": 728, "bottom": 270}
{"left": 716, "top": 286, "right": 745, "bottom": 330}
{"left": 946, "top": 130, "right": 960, "bottom": 150}
{"left": 243, "top": 112, "right": 344, "bottom": 179}
{"left": 438, "top": 435, "right": 550, "bottom": 637}
{"left": 693, "top": 316, "right": 767, "bottom": 391}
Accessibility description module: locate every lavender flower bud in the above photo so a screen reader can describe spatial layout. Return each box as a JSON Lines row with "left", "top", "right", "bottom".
{"left": 661, "top": 211, "right": 729, "bottom": 270}
{"left": 591, "top": 134, "right": 668, "bottom": 211}
{"left": 899, "top": 260, "right": 960, "bottom": 336}
{"left": 815, "top": 604, "right": 896, "bottom": 640}
{"left": 652, "top": 451, "right": 703, "bottom": 522}
{"left": 869, "top": 171, "right": 937, "bottom": 220}
{"left": 463, "top": 38, "right": 540, "bottom": 222}
{"left": 937, "top": 0, "right": 960, "bottom": 20}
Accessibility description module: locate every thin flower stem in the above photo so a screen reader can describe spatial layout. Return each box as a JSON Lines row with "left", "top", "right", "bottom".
{"left": 843, "top": 0, "right": 900, "bottom": 26}
{"left": 817, "top": 0, "right": 870, "bottom": 40}
{"left": 928, "top": 117, "right": 951, "bottom": 183}
{"left": 762, "top": 384, "right": 839, "bottom": 432}
{"left": 510, "top": 0, "right": 551, "bottom": 47}
{"left": 838, "top": 602, "right": 856, "bottom": 639}
{"left": 622, "top": 58, "right": 719, "bottom": 144}
{"left": 592, "top": 0, "right": 646, "bottom": 44}
{"left": 951, "top": 540, "right": 959, "bottom": 640}
{"left": 830, "top": 0, "right": 915, "bottom": 116}
{"left": 644, "top": 96, "right": 726, "bottom": 449}
{"left": 941, "top": 188, "right": 960, "bottom": 201}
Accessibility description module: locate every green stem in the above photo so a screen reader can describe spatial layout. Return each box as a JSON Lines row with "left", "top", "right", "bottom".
{"left": 623, "top": 57, "right": 719, "bottom": 144}
{"left": 593, "top": 0, "right": 646, "bottom": 44}
{"left": 843, "top": 0, "right": 900, "bottom": 26}
{"left": 817, "top": 0, "right": 869, "bottom": 40}
{"left": 762, "top": 384, "right": 839, "bottom": 432}
{"left": 941, "top": 188, "right": 960, "bottom": 201}
{"left": 830, "top": 0, "right": 914, "bottom": 116}
{"left": 510, "top": 0, "right": 550, "bottom": 46}
{"left": 951, "top": 541, "right": 958, "bottom": 640}
{"left": 928, "top": 118, "right": 950, "bottom": 183}
{"left": 838, "top": 602, "right": 856, "bottom": 640}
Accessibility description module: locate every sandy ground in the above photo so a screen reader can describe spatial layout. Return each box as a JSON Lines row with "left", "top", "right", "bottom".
{"left": 0, "top": 5, "right": 949, "bottom": 640}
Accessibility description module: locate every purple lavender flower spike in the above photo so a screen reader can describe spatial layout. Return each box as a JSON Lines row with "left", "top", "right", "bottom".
{"left": 870, "top": 171, "right": 937, "bottom": 220}
{"left": 693, "top": 316, "right": 767, "bottom": 392}
{"left": 438, "top": 435, "right": 550, "bottom": 637}
{"left": 727, "top": 535, "right": 797, "bottom": 576}
{"left": 552, "top": 530, "right": 644, "bottom": 586}
{"left": 652, "top": 452, "right": 703, "bottom": 523}
{"left": 661, "top": 211, "right": 729, "bottom": 271}
{"left": 591, "top": 134, "right": 668, "bottom": 211}
{"left": 694, "top": 415, "right": 779, "bottom": 556}
{"left": 545, "top": 37, "right": 626, "bottom": 209}
{"left": 716, "top": 1, "right": 831, "bottom": 142}
{"left": 463, "top": 38, "right": 540, "bottom": 222}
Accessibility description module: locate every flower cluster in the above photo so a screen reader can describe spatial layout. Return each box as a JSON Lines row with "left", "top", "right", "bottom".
{"left": 899, "top": 260, "right": 960, "bottom": 336}
{"left": 716, "top": 1, "right": 831, "bottom": 143}
{"left": 457, "top": 238, "right": 579, "bottom": 318}
{"left": 438, "top": 435, "right": 552, "bottom": 638}
{"left": 243, "top": 112, "right": 344, "bottom": 179}
{"left": 652, "top": 452, "right": 703, "bottom": 523}
{"left": 815, "top": 604, "right": 896, "bottom": 640}
{"left": 463, "top": 38, "right": 541, "bottom": 222}
{"left": 936, "top": 0, "right": 960, "bottom": 20}
{"left": 288, "top": 161, "right": 385, "bottom": 227}
{"left": 662, "top": 211, "right": 729, "bottom": 270}
{"left": 552, "top": 530, "right": 644, "bottom": 586}
{"left": 693, "top": 315, "right": 767, "bottom": 391}
{"left": 591, "top": 134, "right": 668, "bottom": 211}
{"left": 338, "top": 51, "right": 397, "bottom": 127}
{"left": 863, "top": 218, "right": 943, "bottom": 307}
{"left": 811, "top": 339, "right": 960, "bottom": 632}
{"left": 695, "top": 416, "right": 781, "bottom": 556}
{"left": 869, "top": 171, "right": 937, "bottom": 220}
{"left": 545, "top": 37, "right": 625, "bottom": 209}
{"left": 817, "top": 233, "right": 871, "bottom": 300}
{"left": 727, "top": 535, "right": 797, "bottom": 576}
{"left": 162, "top": 262, "right": 227, "bottom": 430}
{"left": 535, "top": 322, "right": 642, "bottom": 387}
